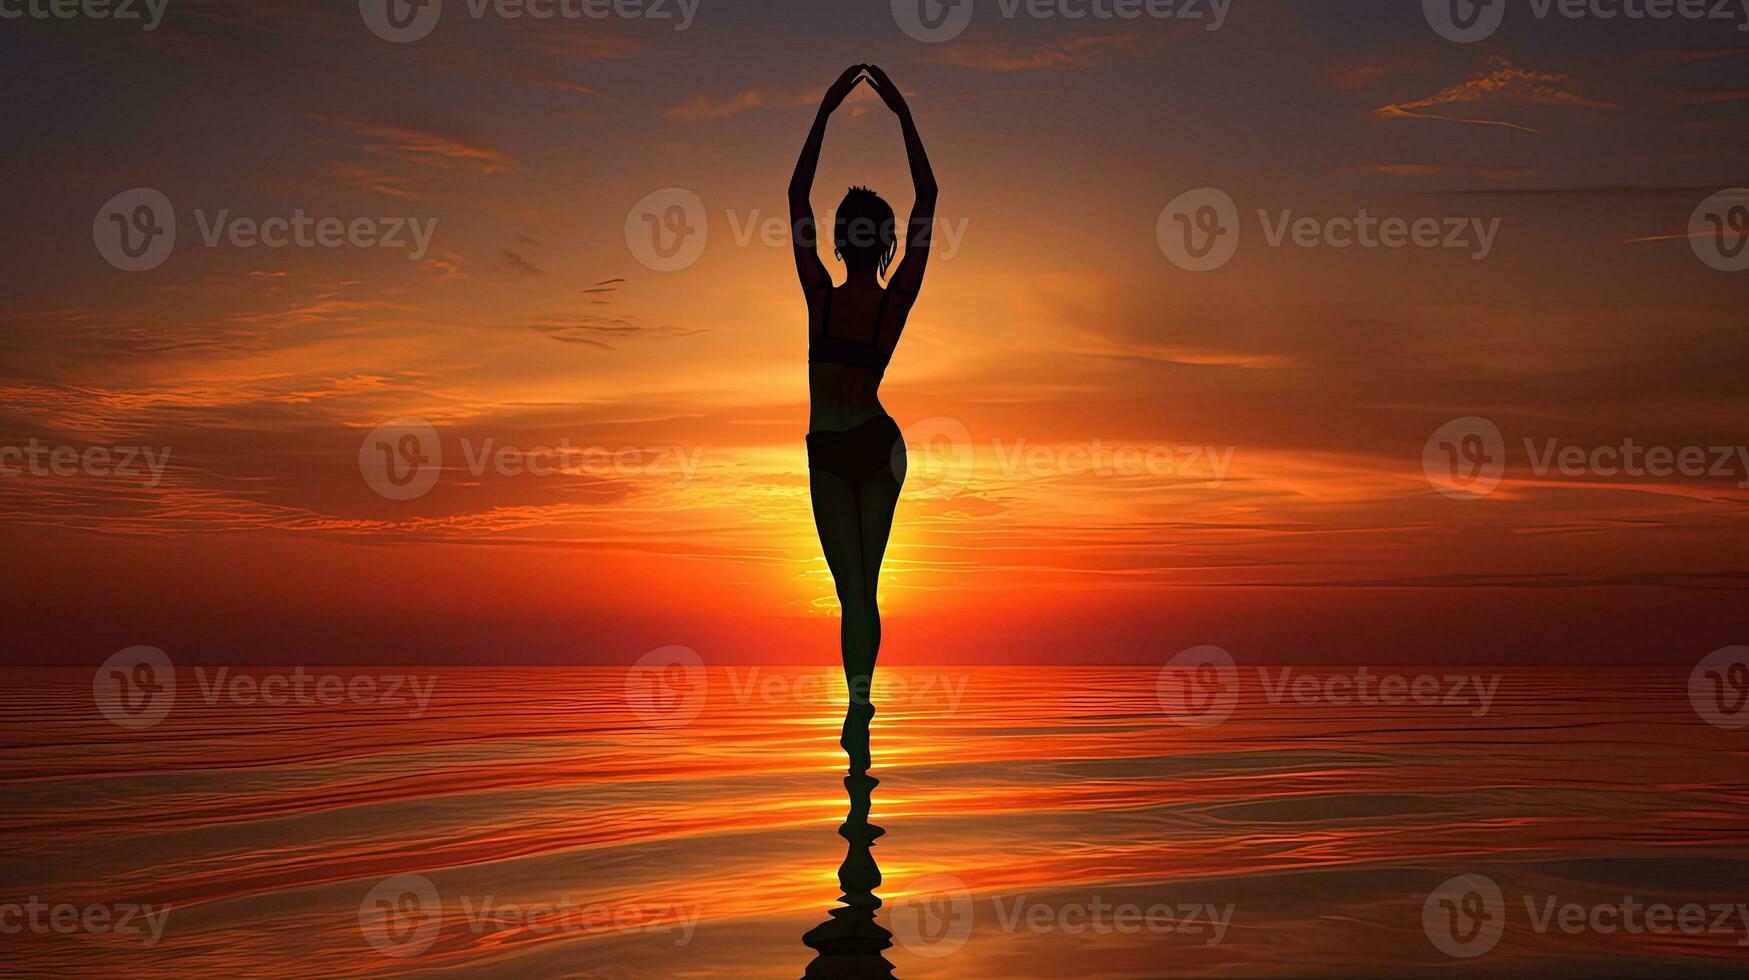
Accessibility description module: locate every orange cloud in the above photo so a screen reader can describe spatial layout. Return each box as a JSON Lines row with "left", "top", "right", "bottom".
{"left": 1375, "top": 56, "right": 1620, "bottom": 133}
{"left": 308, "top": 115, "right": 517, "bottom": 176}
{"left": 1332, "top": 64, "right": 1393, "bottom": 91}
{"left": 663, "top": 79, "right": 902, "bottom": 121}
{"left": 664, "top": 86, "right": 824, "bottom": 121}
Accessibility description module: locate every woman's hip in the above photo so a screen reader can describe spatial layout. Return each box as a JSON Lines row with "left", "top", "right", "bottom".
{"left": 806, "top": 414, "right": 905, "bottom": 485}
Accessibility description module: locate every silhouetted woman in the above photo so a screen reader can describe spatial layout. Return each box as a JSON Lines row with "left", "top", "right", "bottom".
{"left": 789, "top": 65, "right": 936, "bottom": 776}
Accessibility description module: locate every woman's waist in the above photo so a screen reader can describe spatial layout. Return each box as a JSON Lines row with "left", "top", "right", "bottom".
{"left": 809, "top": 365, "right": 886, "bottom": 432}
{"left": 808, "top": 398, "right": 889, "bottom": 434}
{"left": 806, "top": 412, "right": 899, "bottom": 447}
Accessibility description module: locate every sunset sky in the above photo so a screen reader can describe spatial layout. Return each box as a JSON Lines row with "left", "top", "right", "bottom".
{"left": 2, "top": 1, "right": 1746, "bottom": 666}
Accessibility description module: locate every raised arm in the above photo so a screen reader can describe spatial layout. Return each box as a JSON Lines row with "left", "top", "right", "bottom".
{"left": 866, "top": 65, "right": 937, "bottom": 299}
{"left": 790, "top": 66, "right": 866, "bottom": 296}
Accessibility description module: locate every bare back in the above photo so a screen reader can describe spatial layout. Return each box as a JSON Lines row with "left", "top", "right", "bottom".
{"left": 807, "top": 282, "right": 916, "bottom": 431}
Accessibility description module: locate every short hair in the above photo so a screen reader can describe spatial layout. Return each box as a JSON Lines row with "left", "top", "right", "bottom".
{"left": 833, "top": 186, "right": 897, "bottom": 280}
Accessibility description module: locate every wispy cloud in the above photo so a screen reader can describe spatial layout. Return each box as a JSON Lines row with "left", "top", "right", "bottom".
{"left": 502, "top": 249, "right": 546, "bottom": 278}
{"left": 919, "top": 31, "right": 1144, "bottom": 72}
{"left": 544, "top": 82, "right": 607, "bottom": 98}
{"left": 302, "top": 115, "right": 517, "bottom": 203}
{"left": 309, "top": 115, "right": 517, "bottom": 176}
{"left": 510, "top": 30, "right": 641, "bottom": 62}
{"left": 1375, "top": 56, "right": 1620, "bottom": 133}
{"left": 422, "top": 249, "right": 473, "bottom": 281}
{"left": 663, "top": 85, "right": 827, "bottom": 121}
{"left": 662, "top": 77, "right": 908, "bottom": 121}
{"left": 1677, "top": 88, "right": 1749, "bottom": 104}
{"left": 1068, "top": 340, "right": 1292, "bottom": 369}
{"left": 517, "top": 315, "right": 704, "bottom": 349}
{"left": 1332, "top": 64, "right": 1395, "bottom": 90}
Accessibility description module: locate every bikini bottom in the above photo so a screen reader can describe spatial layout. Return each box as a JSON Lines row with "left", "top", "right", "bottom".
{"left": 806, "top": 414, "right": 905, "bottom": 486}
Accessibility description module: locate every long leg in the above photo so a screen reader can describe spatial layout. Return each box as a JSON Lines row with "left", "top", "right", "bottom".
{"left": 845, "top": 457, "right": 904, "bottom": 779}
{"left": 856, "top": 467, "right": 904, "bottom": 682}
{"left": 808, "top": 465, "right": 881, "bottom": 773}
{"left": 811, "top": 471, "right": 872, "bottom": 678}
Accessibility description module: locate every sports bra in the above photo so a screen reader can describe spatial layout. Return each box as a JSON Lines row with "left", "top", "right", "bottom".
{"left": 808, "top": 286, "right": 895, "bottom": 378}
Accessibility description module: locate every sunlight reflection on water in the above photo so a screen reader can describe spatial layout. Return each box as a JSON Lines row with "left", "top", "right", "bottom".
{"left": 4, "top": 665, "right": 1748, "bottom": 978}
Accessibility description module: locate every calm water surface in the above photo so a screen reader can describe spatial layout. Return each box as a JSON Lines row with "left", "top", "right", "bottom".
{"left": 4, "top": 666, "right": 1748, "bottom": 977}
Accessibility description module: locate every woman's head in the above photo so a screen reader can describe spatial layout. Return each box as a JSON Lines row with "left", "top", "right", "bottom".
{"left": 833, "top": 186, "right": 896, "bottom": 279}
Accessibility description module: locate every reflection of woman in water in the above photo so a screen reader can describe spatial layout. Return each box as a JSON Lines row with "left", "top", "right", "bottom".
{"left": 790, "top": 65, "right": 936, "bottom": 776}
